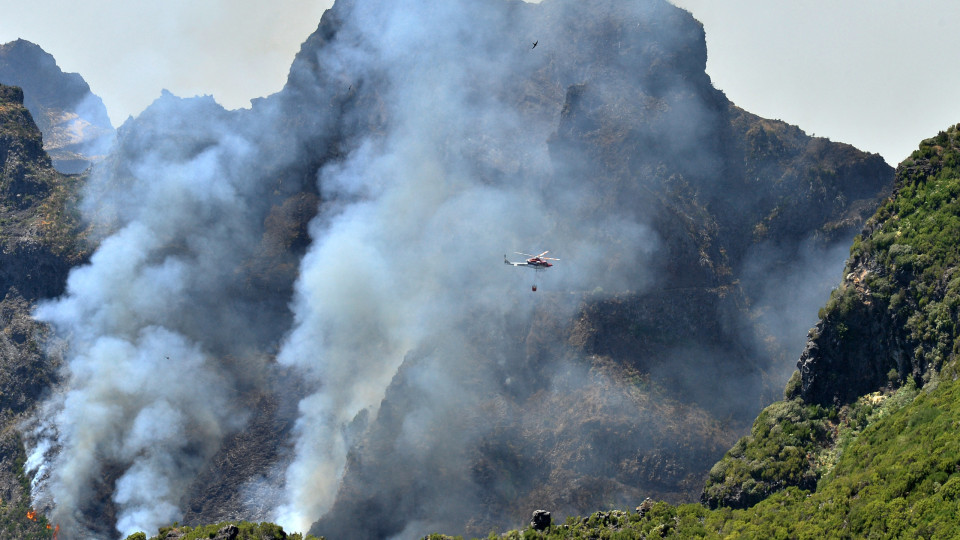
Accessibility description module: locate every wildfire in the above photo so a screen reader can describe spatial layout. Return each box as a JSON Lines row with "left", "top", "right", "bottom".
{"left": 24, "top": 508, "right": 59, "bottom": 538}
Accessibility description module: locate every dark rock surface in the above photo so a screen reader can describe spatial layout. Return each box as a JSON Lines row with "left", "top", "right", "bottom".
{"left": 213, "top": 524, "right": 240, "bottom": 540}
{"left": 795, "top": 129, "right": 960, "bottom": 406}
{"left": 531, "top": 509, "right": 551, "bottom": 531}
{"left": 0, "top": 83, "right": 84, "bottom": 301}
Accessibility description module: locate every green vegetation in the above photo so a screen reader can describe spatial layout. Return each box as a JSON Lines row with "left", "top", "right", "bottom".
{"left": 702, "top": 375, "right": 924, "bottom": 511}
{"left": 143, "top": 124, "right": 953, "bottom": 540}
{"left": 0, "top": 83, "right": 88, "bottom": 262}
{"left": 0, "top": 88, "right": 42, "bottom": 143}
{"left": 126, "top": 521, "right": 322, "bottom": 540}
{"left": 700, "top": 398, "right": 831, "bottom": 509}
{"left": 849, "top": 125, "right": 960, "bottom": 372}
{"left": 717, "top": 375, "right": 960, "bottom": 538}
{"left": 0, "top": 501, "right": 56, "bottom": 540}
{"left": 35, "top": 171, "right": 87, "bottom": 260}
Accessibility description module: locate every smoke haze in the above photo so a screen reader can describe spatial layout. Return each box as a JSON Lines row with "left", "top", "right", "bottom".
{"left": 18, "top": 0, "right": 891, "bottom": 538}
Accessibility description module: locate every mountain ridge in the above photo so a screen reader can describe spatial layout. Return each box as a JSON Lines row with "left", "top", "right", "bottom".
{"left": 0, "top": 39, "right": 114, "bottom": 174}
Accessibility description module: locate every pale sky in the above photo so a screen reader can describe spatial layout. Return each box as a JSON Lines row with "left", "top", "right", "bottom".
{"left": 2, "top": 0, "right": 959, "bottom": 165}
{"left": 669, "top": 0, "right": 960, "bottom": 165}
{"left": 0, "top": 0, "right": 333, "bottom": 125}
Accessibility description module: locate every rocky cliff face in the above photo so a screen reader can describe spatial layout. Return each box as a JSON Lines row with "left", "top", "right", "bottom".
{"left": 796, "top": 125, "right": 960, "bottom": 406}
{"left": 0, "top": 84, "right": 85, "bottom": 299}
{"left": 0, "top": 39, "right": 114, "bottom": 174}
{"left": 703, "top": 123, "right": 960, "bottom": 510}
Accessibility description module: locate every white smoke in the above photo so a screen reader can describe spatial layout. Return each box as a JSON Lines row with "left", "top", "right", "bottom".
{"left": 26, "top": 92, "right": 299, "bottom": 538}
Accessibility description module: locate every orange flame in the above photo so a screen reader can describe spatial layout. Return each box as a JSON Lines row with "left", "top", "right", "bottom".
{"left": 54, "top": 524, "right": 60, "bottom": 539}
{"left": 26, "top": 509, "right": 36, "bottom": 521}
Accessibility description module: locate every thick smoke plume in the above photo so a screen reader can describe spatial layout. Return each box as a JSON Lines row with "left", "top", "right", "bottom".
{"left": 26, "top": 92, "right": 306, "bottom": 537}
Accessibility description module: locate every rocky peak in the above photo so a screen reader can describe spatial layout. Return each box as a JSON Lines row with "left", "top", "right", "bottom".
{"left": 0, "top": 82, "right": 84, "bottom": 300}
{"left": 0, "top": 39, "right": 114, "bottom": 173}
{"left": 1, "top": 87, "right": 45, "bottom": 171}
{"left": 0, "top": 1, "right": 899, "bottom": 537}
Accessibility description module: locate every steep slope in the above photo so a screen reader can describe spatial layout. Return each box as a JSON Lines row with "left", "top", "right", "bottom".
{"left": 0, "top": 84, "right": 86, "bottom": 300}
{"left": 460, "top": 369, "right": 960, "bottom": 539}
{"left": 0, "top": 39, "right": 114, "bottom": 173}
{"left": 704, "top": 123, "right": 960, "bottom": 513}
{"left": 0, "top": 83, "right": 85, "bottom": 539}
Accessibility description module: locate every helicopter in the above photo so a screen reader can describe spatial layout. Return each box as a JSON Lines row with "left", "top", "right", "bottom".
{"left": 504, "top": 251, "right": 558, "bottom": 269}
{"left": 504, "top": 251, "right": 558, "bottom": 291}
